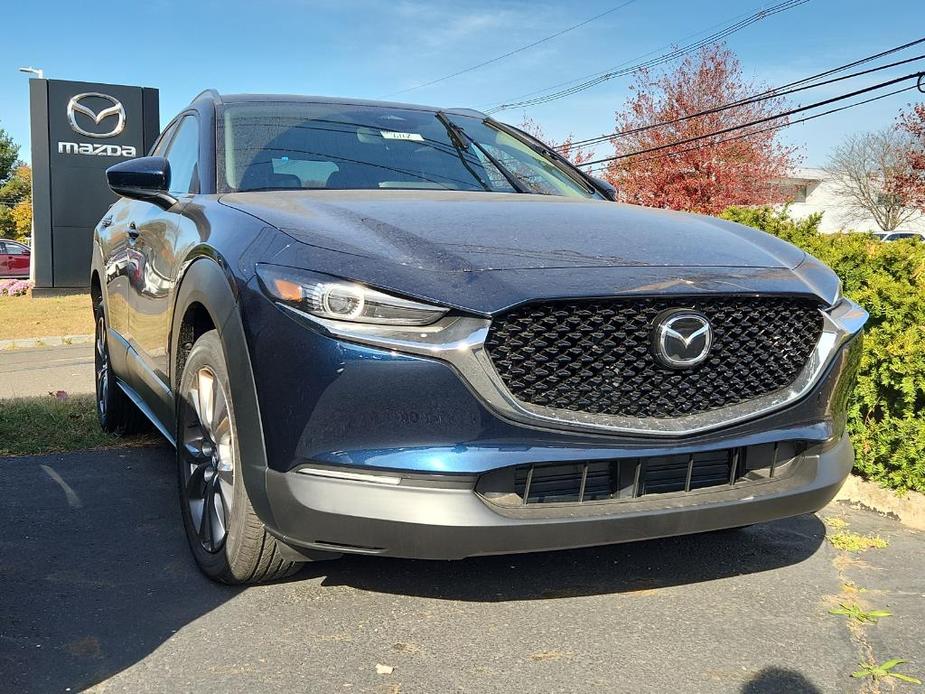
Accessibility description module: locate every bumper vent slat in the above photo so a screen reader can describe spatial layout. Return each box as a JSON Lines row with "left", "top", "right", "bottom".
{"left": 512, "top": 450, "right": 746, "bottom": 503}
{"left": 477, "top": 443, "right": 805, "bottom": 507}
{"left": 485, "top": 297, "right": 824, "bottom": 419}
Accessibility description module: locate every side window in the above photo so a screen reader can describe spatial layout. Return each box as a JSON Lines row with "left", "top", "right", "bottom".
{"left": 150, "top": 121, "right": 177, "bottom": 157}
{"left": 5, "top": 243, "right": 25, "bottom": 255}
{"left": 165, "top": 116, "right": 200, "bottom": 194}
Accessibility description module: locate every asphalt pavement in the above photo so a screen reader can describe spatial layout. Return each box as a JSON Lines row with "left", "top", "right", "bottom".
{"left": 1, "top": 446, "right": 922, "bottom": 693}
{"left": 0, "top": 344, "right": 94, "bottom": 398}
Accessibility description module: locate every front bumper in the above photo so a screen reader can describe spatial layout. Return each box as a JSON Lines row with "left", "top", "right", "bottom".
{"left": 265, "top": 433, "right": 854, "bottom": 559}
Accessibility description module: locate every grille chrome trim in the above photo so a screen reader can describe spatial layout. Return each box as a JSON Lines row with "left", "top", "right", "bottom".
{"left": 280, "top": 297, "right": 867, "bottom": 437}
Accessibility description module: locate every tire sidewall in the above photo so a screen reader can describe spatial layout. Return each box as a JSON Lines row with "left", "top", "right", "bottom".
{"left": 93, "top": 299, "right": 119, "bottom": 432}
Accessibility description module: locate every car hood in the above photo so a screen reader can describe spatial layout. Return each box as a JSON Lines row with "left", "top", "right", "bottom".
{"left": 220, "top": 190, "right": 806, "bottom": 272}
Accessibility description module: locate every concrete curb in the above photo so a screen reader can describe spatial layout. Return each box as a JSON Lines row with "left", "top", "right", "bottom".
{"left": 0, "top": 334, "right": 93, "bottom": 351}
{"left": 833, "top": 475, "right": 925, "bottom": 531}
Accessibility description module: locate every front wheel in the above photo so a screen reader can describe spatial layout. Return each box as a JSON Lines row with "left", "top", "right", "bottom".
{"left": 177, "top": 330, "right": 301, "bottom": 584}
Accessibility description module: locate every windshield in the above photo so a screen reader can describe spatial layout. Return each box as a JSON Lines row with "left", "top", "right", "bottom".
{"left": 220, "top": 101, "right": 596, "bottom": 198}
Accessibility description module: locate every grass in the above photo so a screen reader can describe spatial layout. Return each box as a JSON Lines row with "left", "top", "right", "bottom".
{"left": 829, "top": 603, "right": 892, "bottom": 624}
{"left": 852, "top": 659, "right": 922, "bottom": 685}
{"left": 0, "top": 394, "right": 157, "bottom": 456}
{"left": 823, "top": 516, "right": 849, "bottom": 530}
{"left": 828, "top": 530, "right": 890, "bottom": 552}
{"left": 0, "top": 291, "right": 93, "bottom": 340}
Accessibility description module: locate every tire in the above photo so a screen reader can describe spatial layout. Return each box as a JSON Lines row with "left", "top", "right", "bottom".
{"left": 93, "top": 297, "right": 147, "bottom": 435}
{"left": 176, "top": 330, "right": 301, "bottom": 584}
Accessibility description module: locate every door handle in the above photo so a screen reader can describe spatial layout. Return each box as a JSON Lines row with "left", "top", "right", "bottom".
{"left": 127, "top": 222, "right": 139, "bottom": 240}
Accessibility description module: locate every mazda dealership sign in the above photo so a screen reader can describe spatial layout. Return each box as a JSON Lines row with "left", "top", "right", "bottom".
{"left": 59, "top": 92, "right": 136, "bottom": 156}
{"left": 29, "top": 79, "right": 159, "bottom": 288}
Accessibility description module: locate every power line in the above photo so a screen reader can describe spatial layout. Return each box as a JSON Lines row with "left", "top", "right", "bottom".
{"left": 581, "top": 70, "right": 924, "bottom": 167}
{"left": 382, "top": 1, "right": 638, "bottom": 98}
{"left": 491, "top": 0, "right": 810, "bottom": 113}
{"left": 486, "top": 2, "right": 793, "bottom": 108}
{"left": 739, "top": 36, "right": 925, "bottom": 98}
{"left": 582, "top": 84, "right": 918, "bottom": 174}
{"left": 486, "top": 0, "right": 811, "bottom": 113}
{"left": 562, "top": 43, "right": 925, "bottom": 150}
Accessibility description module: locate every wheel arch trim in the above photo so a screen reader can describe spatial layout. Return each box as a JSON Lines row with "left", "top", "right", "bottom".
{"left": 89, "top": 239, "right": 108, "bottom": 325}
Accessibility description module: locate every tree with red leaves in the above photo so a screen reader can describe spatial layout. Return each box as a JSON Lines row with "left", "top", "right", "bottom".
{"left": 518, "top": 116, "right": 595, "bottom": 167}
{"left": 892, "top": 102, "right": 925, "bottom": 213}
{"left": 605, "top": 44, "right": 800, "bottom": 215}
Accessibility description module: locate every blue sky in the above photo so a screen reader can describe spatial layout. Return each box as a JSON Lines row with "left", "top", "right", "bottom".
{"left": 1, "top": 0, "right": 923, "bottom": 167}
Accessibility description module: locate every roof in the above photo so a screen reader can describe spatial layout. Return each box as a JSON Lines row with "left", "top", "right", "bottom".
{"left": 188, "top": 89, "right": 487, "bottom": 119}
{"left": 780, "top": 167, "right": 827, "bottom": 182}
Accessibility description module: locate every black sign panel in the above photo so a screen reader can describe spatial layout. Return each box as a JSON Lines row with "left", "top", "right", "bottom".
{"left": 29, "top": 79, "right": 159, "bottom": 288}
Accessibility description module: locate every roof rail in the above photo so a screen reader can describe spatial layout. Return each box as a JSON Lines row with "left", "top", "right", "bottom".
{"left": 189, "top": 89, "right": 221, "bottom": 106}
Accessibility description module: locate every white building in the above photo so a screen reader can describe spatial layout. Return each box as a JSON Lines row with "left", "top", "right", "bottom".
{"left": 775, "top": 167, "right": 925, "bottom": 234}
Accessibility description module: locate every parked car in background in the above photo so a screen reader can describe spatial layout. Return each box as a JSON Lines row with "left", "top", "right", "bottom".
{"left": 92, "top": 90, "right": 867, "bottom": 584}
{"left": 0, "top": 240, "right": 30, "bottom": 278}
{"left": 879, "top": 231, "right": 925, "bottom": 242}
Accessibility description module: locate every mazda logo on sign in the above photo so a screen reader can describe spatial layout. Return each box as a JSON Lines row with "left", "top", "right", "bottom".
{"left": 66, "top": 92, "right": 126, "bottom": 139}
{"left": 652, "top": 310, "right": 713, "bottom": 369}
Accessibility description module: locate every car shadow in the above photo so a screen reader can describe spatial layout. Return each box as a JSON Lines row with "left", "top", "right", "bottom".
{"left": 305, "top": 512, "right": 826, "bottom": 601}
{"left": 0, "top": 445, "right": 251, "bottom": 692}
{"left": 0, "top": 445, "right": 825, "bottom": 691}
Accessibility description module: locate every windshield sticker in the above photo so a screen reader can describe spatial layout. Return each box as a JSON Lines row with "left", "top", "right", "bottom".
{"left": 381, "top": 131, "right": 424, "bottom": 142}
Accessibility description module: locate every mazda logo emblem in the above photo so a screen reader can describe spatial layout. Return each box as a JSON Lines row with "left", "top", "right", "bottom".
{"left": 66, "top": 92, "right": 126, "bottom": 139}
{"left": 652, "top": 309, "right": 713, "bottom": 369}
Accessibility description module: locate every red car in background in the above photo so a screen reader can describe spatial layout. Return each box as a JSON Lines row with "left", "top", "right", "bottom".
{"left": 0, "top": 240, "right": 30, "bottom": 278}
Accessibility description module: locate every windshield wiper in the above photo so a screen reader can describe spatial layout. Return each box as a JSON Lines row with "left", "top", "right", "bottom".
{"left": 433, "top": 112, "right": 492, "bottom": 192}
{"left": 435, "top": 111, "right": 529, "bottom": 194}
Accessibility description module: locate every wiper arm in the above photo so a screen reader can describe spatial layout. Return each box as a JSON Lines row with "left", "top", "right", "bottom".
{"left": 434, "top": 111, "right": 492, "bottom": 192}
{"left": 436, "top": 111, "right": 529, "bottom": 194}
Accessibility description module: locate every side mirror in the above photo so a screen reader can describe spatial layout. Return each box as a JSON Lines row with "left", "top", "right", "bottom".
{"left": 590, "top": 175, "right": 618, "bottom": 202}
{"left": 106, "top": 157, "right": 177, "bottom": 209}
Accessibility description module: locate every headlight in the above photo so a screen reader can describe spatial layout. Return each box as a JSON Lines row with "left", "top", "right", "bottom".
{"left": 256, "top": 264, "right": 449, "bottom": 326}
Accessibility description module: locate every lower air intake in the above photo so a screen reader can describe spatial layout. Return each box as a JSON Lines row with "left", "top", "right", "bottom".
{"left": 477, "top": 442, "right": 804, "bottom": 506}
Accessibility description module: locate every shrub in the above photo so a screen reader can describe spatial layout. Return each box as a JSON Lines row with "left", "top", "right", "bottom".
{"left": 720, "top": 206, "right": 925, "bottom": 493}
{"left": 0, "top": 279, "right": 33, "bottom": 296}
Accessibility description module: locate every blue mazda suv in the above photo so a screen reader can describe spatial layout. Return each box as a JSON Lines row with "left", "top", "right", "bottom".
{"left": 92, "top": 90, "right": 867, "bottom": 583}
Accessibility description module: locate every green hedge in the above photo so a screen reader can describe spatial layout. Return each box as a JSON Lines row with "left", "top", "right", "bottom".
{"left": 720, "top": 207, "right": 925, "bottom": 493}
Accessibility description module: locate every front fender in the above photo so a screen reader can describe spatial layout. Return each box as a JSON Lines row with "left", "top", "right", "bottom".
{"left": 171, "top": 258, "right": 276, "bottom": 527}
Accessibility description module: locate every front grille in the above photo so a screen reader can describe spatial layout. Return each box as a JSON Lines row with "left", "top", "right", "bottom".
{"left": 477, "top": 442, "right": 803, "bottom": 506}
{"left": 485, "top": 296, "right": 824, "bottom": 419}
